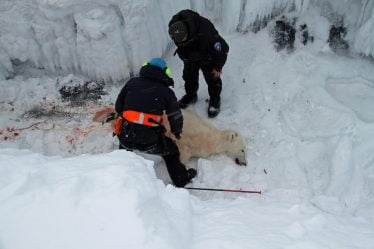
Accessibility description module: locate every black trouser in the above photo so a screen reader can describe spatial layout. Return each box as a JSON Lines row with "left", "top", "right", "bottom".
{"left": 119, "top": 136, "right": 190, "bottom": 187}
{"left": 182, "top": 62, "right": 222, "bottom": 103}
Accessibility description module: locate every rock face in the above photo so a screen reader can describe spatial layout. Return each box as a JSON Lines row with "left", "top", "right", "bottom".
{"left": 271, "top": 16, "right": 313, "bottom": 52}
{"left": 328, "top": 25, "right": 349, "bottom": 53}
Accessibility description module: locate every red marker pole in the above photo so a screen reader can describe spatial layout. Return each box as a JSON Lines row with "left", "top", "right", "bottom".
{"left": 185, "top": 187, "right": 261, "bottom": 194}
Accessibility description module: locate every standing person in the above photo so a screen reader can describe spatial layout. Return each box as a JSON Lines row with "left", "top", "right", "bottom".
{"left": 115, "top": 57, "right": 197, "bottom": 187}
{"left": 168, "top": 9, "right": 229, "bottom": 118}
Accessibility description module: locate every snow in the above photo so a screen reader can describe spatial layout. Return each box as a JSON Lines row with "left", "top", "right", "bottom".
{"left": 1, "top": 1, "right": 374, "bottom": 249}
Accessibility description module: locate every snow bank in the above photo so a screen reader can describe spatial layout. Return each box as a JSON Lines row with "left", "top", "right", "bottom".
{"left": 0, "top": 148, "right": 193, "bottom": 249}
{"left": 1, "top": 148, "right": 374, "bottom": 249}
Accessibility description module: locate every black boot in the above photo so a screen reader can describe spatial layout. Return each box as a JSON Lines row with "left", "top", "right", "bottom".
{"left": 187, "top": 168, "right": 197, "bottom": 180}
{"left": 172, "top": 168, "right": 197, "bottom": 187}
{"left": 178, "top": 94, "right": 197, "bottom": 109}
{"left": 208, "top": 98, "right": 221, "bottom": 118}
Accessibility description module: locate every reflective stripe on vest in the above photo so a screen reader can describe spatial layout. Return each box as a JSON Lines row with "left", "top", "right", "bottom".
{"left": 122, "top": 110, "right": 162, "bottom": 127}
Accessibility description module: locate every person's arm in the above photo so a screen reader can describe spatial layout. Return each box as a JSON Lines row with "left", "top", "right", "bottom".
{"left": 115, "top": 84, "right": 128, "bottom": 115}
{"left": 165, "top": 89, "right": 183, "bottom": 136}
{"left": 209, "top": 35, "right": 229, "bottom": 73}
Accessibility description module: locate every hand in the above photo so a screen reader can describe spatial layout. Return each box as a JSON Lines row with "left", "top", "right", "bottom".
{"left": 211, "top": 69, "right": 221, "bottom": 78}
{"left": 174, "top": 133, "right": 181, "bottom": 140}
{"left": 102, "top": 112, "right": 118, "bottom": 125}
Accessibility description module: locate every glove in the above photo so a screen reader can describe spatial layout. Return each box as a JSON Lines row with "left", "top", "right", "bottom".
{"left": 174, "top": 132, "right": 181, "bottom": 140}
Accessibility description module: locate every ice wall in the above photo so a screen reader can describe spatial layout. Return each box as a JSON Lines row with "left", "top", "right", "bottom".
{"left": 0, "top": 0, "right": 373, "bottom": 82}
{"left": 0, "top": 0, "right": 190, "bottom": 82}
{"left": 353, "top": 1, "right": 374, "bottom": 57}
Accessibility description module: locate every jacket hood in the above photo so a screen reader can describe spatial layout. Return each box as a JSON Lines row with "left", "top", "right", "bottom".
{"left": 139, "top": 65, "right": 174, "bottom": 87}
{"left": 169, "top": 9, "right": 201, "bottom": 41}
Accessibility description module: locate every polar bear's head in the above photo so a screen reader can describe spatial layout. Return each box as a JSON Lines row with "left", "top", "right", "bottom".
{"left": 224, "top": 130, "right": 247, "bottom": 166}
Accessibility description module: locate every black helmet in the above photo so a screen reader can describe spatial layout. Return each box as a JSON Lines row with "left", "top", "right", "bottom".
{"left": 168, "top": 21, "right": 188, "bottom": 43}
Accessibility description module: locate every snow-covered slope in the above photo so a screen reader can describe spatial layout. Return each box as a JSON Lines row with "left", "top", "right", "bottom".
{"left": 1, "top": 148, "right": 373, "bottom": 249}
{"left": 1, "top": 1, "right": 374, "bottom": 248}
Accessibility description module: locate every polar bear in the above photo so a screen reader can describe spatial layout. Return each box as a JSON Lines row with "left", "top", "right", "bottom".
{"left": 163, "top": 110, "right": 247, "bottom": 166}
{"left": 93, "top": 107, "right": 247, "bottom": 166}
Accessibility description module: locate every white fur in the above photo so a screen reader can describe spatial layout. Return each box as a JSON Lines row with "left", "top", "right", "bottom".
{"left": 163, "top": 110, "right": 247, "bottom": 166}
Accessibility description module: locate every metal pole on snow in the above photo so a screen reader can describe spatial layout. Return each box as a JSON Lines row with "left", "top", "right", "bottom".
{"left": 185, "top": 187, "right": 261, "bottom": 194}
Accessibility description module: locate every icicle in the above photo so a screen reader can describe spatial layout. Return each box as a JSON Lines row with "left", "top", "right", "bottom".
{"left": 294, "top": 0, "right": 310, "bottom": 13}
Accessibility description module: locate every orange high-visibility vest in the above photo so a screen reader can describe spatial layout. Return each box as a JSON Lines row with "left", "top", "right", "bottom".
{"left": 122, "top": 110, "right": 162, "bottom": 127}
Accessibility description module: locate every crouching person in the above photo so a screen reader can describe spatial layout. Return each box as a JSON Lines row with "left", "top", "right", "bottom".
{"left": 115, "top": 57, "right": 197, "bottom": 187}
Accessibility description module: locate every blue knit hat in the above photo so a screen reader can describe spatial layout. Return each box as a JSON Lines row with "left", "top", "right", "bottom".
{"left": 149, "top": 57, "right": 166, "bottom": 70}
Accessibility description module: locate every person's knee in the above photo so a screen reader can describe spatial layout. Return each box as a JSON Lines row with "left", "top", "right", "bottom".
{"left": 183, "top": 73, "right": 198, "bottom": 83}
{"left": 203, "top": 71, "right": 219, "bottom": 83}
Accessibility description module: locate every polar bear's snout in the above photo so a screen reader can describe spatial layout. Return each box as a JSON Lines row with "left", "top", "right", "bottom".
{"left": 235, "top": 150, "right": 247, "bottom": 166}
{"left": 225, "top": 131, "right": 247, "bottom": 166}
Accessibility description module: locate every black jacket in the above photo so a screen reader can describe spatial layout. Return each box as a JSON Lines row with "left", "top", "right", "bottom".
{"left": 169, "top": 9, "right": 229, "bottom": 71}
{"left": 115, "top": 65, "right": 183, "bottom": 145}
